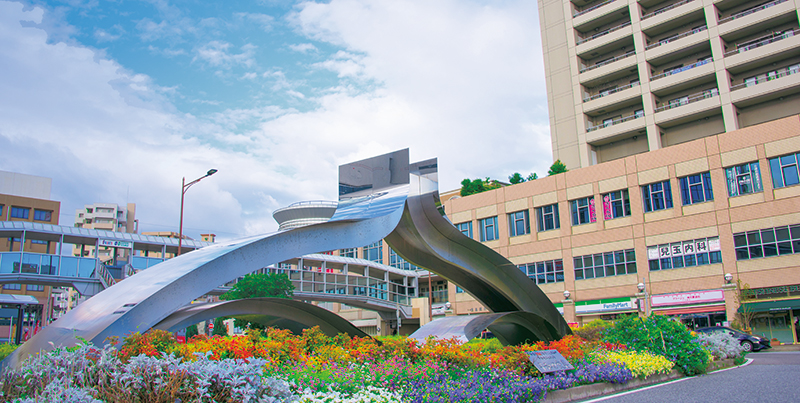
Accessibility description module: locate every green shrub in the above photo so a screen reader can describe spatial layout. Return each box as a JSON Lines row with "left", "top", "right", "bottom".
{"left": 573, "top": 319, "right": 611, "bottom": 342}
{"left": 603, "top": 314, "right": 709, "bottom": 376}
{"left": 0, "top": 343, "right": 19, "bottom": 361}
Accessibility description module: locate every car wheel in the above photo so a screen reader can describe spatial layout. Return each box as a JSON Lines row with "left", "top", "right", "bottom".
{"left": 741, "top": 341, "right": 754, "bottom": 352}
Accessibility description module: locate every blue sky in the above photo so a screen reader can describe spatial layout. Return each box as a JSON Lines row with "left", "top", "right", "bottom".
{"left": 1, "top": 0, "right": 552, "bottom": 240}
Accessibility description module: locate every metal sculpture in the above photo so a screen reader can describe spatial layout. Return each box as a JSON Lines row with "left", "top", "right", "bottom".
{"left": 3, "top": 149, "right": 568, "bottom": 369}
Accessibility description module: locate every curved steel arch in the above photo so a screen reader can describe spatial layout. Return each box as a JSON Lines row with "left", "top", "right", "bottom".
{"left": 407, "top": 311, "right": 562, "bottom": 346}
{"left": 154, "top": 298, "right": 374, "bottom": 340}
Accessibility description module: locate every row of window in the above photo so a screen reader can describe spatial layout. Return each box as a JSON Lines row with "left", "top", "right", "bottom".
{"left": 2, "top": 284, "right": 44, "bottom": 291}
{"left": 734, "top": 224, "right": 800, "bottom": 260}
{"left": 647, "top": 237, "right": 723, "bottom": 271}
{"left": 460, "top": 154, "right": 800, "bottom": 240}
{"left": 518, "top": 259, "right": 564, "bottom": 285}
{"left": 5, "top": 207, "right": 53, "bottom": 221}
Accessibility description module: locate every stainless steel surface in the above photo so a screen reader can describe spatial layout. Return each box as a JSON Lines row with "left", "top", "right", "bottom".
{"left": 154, "top": 297, "right": 374, "bottom": 340}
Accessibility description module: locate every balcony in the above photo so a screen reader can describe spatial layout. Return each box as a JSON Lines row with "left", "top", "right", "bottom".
{"left": 718, "top": 0, "right": 794, "bottom": 37}
{"left": 645, "top": 27, "right": 709, "bottom": 60}
{"left": 573, "top": 0, "right": 629, "bottom": 29}
{"left": 654, "top": 89, "right": 721, "bottom": 126}
{"left": 586, "top": 112, "right": 646, "bottom": 144}
{"left": 651, "top": 57, "right": 713, "bottom": 81}
{"left": 730, "top": 64, "right": 800, "bottom": 107}
{"left": 574, "top": 0, "right": 615, "bottom": 18}
{"left": 650, "top": 59, "right": 715, "bottom": 93}
{"left": 724, "top": 28, "right": 800, "bottom": 70}
{"left": 583, "top": 82, "right": 642, "bottom": 113}
{"left": 640, "top": 0, "right": 704, "bottom": 32}
{"left": 580, "top": 50, "right": 636, "bottom": 74}
{"left": 576, "top": 22, "right": 633, "bottom": 55}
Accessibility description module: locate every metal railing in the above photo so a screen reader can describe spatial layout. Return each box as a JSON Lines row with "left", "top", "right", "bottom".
{"left": 586, "top": 112, "right": 644, "bottom": 132}
{"left": 584, "top": 81, "right": 640, "bottom": 102}
{"left": 650, "top": 58, "right": 712, "bottom": 81}
{"left": 98, "top": 265, "right": 116, "bottom": 288}
{"left": 730, "top": 65, "right": 800, "bottom": 91}
{"left": 580, "top": 50, "right": 636, "bottom": 73}
{"left": 0, "top": 252, "right": 98, "bottom": 278}
{"left": 654, "top": 88, "right": 718, "bottom": 112}
{"left": 718, "top": 0, "right": 788, "bottom": 24}
{"left": 641, "top": 0, "right": 694, "bottom": 20}
{"left": 645, "top": 26, "right": 707, "bottom": 50}
{"left": 574, "top": 0, "right": 615, "bottom": 18}
{"left": 724, "top": 29, "right": 799, "bottom": 57}
{"left": 576, "top": 21, "right": 631, "bottom": 45}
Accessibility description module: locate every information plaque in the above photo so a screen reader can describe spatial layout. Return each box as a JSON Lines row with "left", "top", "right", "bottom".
{"left": 526, "top": 350, "right": 574, "bottom": 373}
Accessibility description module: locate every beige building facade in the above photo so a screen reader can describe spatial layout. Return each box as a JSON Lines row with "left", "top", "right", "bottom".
{"left": 539, "top": 0, "right": 800, "bottom": 170}
{"left": 442, "top": 116, "right": 800, "bottom": 344}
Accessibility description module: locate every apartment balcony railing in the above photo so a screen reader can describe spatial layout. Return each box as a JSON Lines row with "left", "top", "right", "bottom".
{"left": 730, "top": 65, "right": 800, "bottom": 90}
{"left": 654, "top": 89, "right": 718, "bottom": 112}
{"left": 718, "top": 0, "right": 788, "bottom": 24}
{"left": 580, "top": 50, "right": 636, "bottom": 73}
{"left": 574, "top": 0, "right": 616, "bottom": 18}
{"left": 587, "top": 112, "right": 644, "bottom": 132}
{"left": 576, "top": 21, "right": 632, "bottom": 45}
{"left": 641, "top": 0, "right": 695, "bottom": 20}
{"left": 724, "top": 28, "right": 799, "bottom": 57}
{"left": 584, "top": 81, "right": 640, "bottom": 102}
{"left": 645, "top": 26, "right": 707, "bottom": 50}
{"left": 651, "top": 58, "right": 712, "bottom": 80}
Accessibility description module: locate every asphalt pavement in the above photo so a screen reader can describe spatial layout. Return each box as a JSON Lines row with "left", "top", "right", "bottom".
{"left": 579, "top": 351, "right": 800, "bottom": 403}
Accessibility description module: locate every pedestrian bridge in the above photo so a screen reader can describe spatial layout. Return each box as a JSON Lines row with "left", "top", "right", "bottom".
{"left": 0, "top": 221, "right": 419, "bottom": 317}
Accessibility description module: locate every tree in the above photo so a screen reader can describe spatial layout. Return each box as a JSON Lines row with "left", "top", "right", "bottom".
{"left": 185, "top": 324, "right": 198, "bottom": 339}
{"left": 220, "top": 272, "right": 294, "bottom": 300}
{"left": 547, "top": 160, "right": 568, "bottom": 176}
{"left": 508, "top": 173, "right": 525, "bottom": 184}
{"left": 527, "top": 173, "right": 538, "bottom": 181}
{"left": 460, "top": 178, "right": 502, "bottom": 196}
{"left": 212, "top": 317, "right": 228, "bottom": 337}
{"left": 734, "top": 279, "right": 757, "bottom": 333}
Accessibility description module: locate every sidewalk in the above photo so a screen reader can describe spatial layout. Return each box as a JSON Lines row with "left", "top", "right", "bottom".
{"left": 757, "top": 343, "right": 800, "bottom": 352}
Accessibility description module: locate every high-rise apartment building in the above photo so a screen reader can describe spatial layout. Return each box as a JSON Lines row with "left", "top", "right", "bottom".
{"left": 73, "top": 203, "right": 136, "bottom": 262}
{"left": 538, "top": 0, "right": 800, "bottom": 169}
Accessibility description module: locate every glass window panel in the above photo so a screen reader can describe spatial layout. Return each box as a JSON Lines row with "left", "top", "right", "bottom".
{"left": 763, "top": 243, "right": 778, "bottom": 257}
{"left": 606, "top": 266, "right": 615, "bottom": 276}
{"left": 584, "top": 268, "right": 594, "bottom": 279}
{"left": 660, "top": 258, "right": 672, "bottom": 269}
{"left": 625, "top": 249, "right": 635, "bottom": 262}
{"left": 793, "top": 239, "right": 800, "bottom": 254}
{"left": 672, "top": 256, "right": 684, "bottom": 268}
{"left": 684, "top": 254, "right": 696, "bottom": 267}
{"left": 778, "top": 242, "right": 793, "bottom": 255}
{"left": 733, "top": 234, "right": 747, "bottom": 247}
{"left": 574, "top": 257, "right": 583, "bottom": 269}
{"left": 604, "top": 253, "right": 614, "bottom": 265}
{"left": 615, "top": 264, "right": 625, "bottom": 275}
{"left": 749, "top": 245, "right": 763, "bottom": 258}
{"left": 770, "top": 157, "right": 784, "bottom": 188}
{"left": 735, "top": 248, "right": 749, "bottom": 260}
{"left": 649, "top": 260, "right": 660, "bottom": 271}
{"left": 746, "top": 231, "right": 761, "bottom": 245}
{"left": 775, "top": 227, "right": 790, "bottom": 241}
{"left": 783, "top": 165, "right": 800, "bottom": 186}
{"left": 709, "top": 251, "right": 722, "bottom": 264}
{"left": 760, "top": 229, "right": 776, "bottom": 243}
{"left": 575, "top": 269, "right": 584, "bottom": 280}
{"left": 627, "top": 262, "right": 637, "bottom": 274}
{"left": 791, "top": 225, "right": 800, "bottom": 239}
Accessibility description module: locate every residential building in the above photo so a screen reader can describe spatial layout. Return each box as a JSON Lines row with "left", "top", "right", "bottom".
{"left": 538, "top": 0, "right": 800, "bottom": 170}
{"left": 73, "top": 203, "right": 136, "bottom": 263}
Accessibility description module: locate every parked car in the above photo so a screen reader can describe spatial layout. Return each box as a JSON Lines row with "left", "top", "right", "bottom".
{"left": 695, "top": 326, "right": 771, "bottom": 352}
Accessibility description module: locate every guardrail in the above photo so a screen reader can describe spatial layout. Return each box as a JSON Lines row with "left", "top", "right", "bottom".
{"left": 586, "top": 113, "right": 643, "bottom": 132}
{"left": 645, "top": 26, "right": 706, "bottom": 50}
{"left": 718, "top": 0, "right": 787, "bottom": 24}
{"left": 574, "top": 0, "right": 615, "bottom": 18}
{"left": 584, "top": 81, "right": 640, "bottom": 102}
{"left": 580, "top": 50, "right": 636, "bottom": 73}
{"left": 97, "top": 264, "right": 116, "bottom": 288}
{"left": 576, "top": 21, "right": 631, "bottom": 45}
{"left": 730, "top": 65, "right": 800, "bottom": 91}
{"left": 724, "top": 29, "right": 799, "bottom": 57}
{"left": 654, "top": 89, "right": 718, "bottom": 112}
{"left": 650, "top": 58, "right": 712, "bottom": 81}
{"left": 0, "top": 252, "right": 98, "bottom": 278}
{"left": 641, "top": 0, "right": 694, "bottom": 20}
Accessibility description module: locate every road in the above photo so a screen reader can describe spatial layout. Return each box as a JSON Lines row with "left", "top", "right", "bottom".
{"left": 582, "top": 352, "right": 800, "bottom": 403}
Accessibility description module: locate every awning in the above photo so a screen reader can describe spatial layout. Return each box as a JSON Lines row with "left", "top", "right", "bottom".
{"left": 654, "top": 303, "right": 725, "bottom": 315}
{"left": 738, "top": 299, "right": 800, "bottom": 313}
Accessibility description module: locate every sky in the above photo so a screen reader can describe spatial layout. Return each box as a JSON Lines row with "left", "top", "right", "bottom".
{"left": 0, "top": 0, "right": 553, "bottom": 241}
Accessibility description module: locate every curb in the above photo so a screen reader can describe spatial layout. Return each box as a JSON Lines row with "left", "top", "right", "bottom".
{"left": 542, "top": 358, "right": 741, "bottom": 403}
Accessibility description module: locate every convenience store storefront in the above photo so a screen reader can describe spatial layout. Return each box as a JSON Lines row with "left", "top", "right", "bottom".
{"left": 650, "top": 289, "right": 727, "bottom": 329}
{"left": 575, "top": 297, "right": 638, "bottom": 325}
{"left": 739, "top": 284, "right": 800, "bottom": 345}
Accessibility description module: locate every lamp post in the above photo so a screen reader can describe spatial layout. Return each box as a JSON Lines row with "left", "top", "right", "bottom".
{"left": 637, "top": 280, "right": 649, "bottom": 316}
{"left": 178, "top": 169, "right": 218, "bottom": 256}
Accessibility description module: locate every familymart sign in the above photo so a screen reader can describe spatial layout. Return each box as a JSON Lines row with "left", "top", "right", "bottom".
{"left": 575, "top": 298, "right": 633, "bottom": 315}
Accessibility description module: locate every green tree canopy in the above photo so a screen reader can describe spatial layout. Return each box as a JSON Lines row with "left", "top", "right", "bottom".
{"left": 527, "top": 173, "right": 538, "bottom": 181}
{"left": 547, "top": 160, "right": 568, "bottom": 176}
{"left": 185, "top": 324, "right": 198, "bottom": 339}
{"left": 220, "top": 272, "right": 294, "bottom": 301}
{"left": 508, "top": 173, "right": 525, "bottom": 184}
{"left": 460, "top": 178, "right": 504, "bottom": 197}
{"left": 212, "top": 317, "right": 228, "bottom": 337}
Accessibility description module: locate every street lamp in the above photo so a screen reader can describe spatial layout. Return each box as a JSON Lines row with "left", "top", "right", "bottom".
{"left": 563, "top": 290, "right": 571, "bottom": 300}
{"left": 724, "top": 273, "right": 733, "bottom": 284}
{"left": 178, "top": 169, "right": 218, "bottom": 256}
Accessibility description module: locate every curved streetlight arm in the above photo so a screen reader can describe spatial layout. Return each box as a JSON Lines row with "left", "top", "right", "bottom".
{"left": 179, "top": 169, "right": 218, "bottom": 256}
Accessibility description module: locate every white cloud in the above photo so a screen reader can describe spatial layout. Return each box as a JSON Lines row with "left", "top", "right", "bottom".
{"left": 193, "top": 41, "right": 256, "bottom": 69}
{"left": 288, "top": 43, "right": 317, "bottom": 53}
{"left": 235, "top": 12, "right": 274, "bottom": 30}
{"left": 241, "top": 72, "right": 257, "bottom": 80}
{"left": 312, "top": 50, "right": 366, "bottom": 78}
{"left": 94, "top": 24, "right": 124, "bottom": 42}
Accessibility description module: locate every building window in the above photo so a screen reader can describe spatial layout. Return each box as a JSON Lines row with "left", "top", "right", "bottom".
{"left": 734, "top": 224, "right": 800, "bottom": 260}
{"left": 570, "top": 197, "right": 596, "bottom": 226}
{"left": 479, "top": 216, "right": 499, "bottom": 242}
{"left": 519, "top": 259, "right": 564, "bottom": 284}
{"left": 456, "top": 286, "right": 465, "bottom": 293}
{"left": 33, "top": 209, "right": 52, "bottom": 222}
{"left": 725, "top": 162, "right": 762, "bottom": 197}
{"left": 574, "top": 249, "right": 636, "bottom": 280}
{"left": 769, "top": 152, "right": 800, "bottom": 188}
{"left": 602, "top": 190, "right": 631, "bottom": 220}
{"left": 679, "top": 172, "right": 713, "bottom": 205}
{"left": 389, "top": 248, "right": 419, "bottom": 270}
{"left": 508, "top": 210, "right": 530, "bottom": 237}
{"left": 27, "top": 284, "right": 44, "bottom": 292}
{"left": 363, "top": 241, "right": 383, "bottom": 263}
{"left": 648, "top": 237, "right": 722, "bottom": 271}
{"left": 642, "top": 181, "right": 673, "bottom": 212}
{"left": 0, "top": 205, "right": 3, "bottom": 216}
{"left": 10, "top": 207, "right": 29, "bottom": 219}
{"left": 339, "top": 248, "right": 356, "bottom": 258}
{"left": 3, "top": 284, "right": 21, "bottom": 290}
{"left": 456, "top": 222, "right": 472, "bottom": 239}
{"left": 536, "top": 204, "right": 560, "bottom": 232}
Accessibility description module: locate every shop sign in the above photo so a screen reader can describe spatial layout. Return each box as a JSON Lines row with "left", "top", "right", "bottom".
{"left": 647, "top": 238, "right": 720, "bottom": 259}
{"left": 575, "top": 300, "right": 633, "bottom": 314}
{"left": 99, "top": 239, "right": 133, "bottom": 249}
{"left": 651, "top": 289, "right": 724, "bottom": 307}
{"left": 742, "top": 284, "right": 800, "bottom": 300}
{"left": 527, "top": 350, "right": 574, "bottom": 373}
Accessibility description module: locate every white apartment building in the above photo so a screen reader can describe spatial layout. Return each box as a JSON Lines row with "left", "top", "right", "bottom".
{"left": 539, "top": 0, "right": 800, "bottom": 169}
